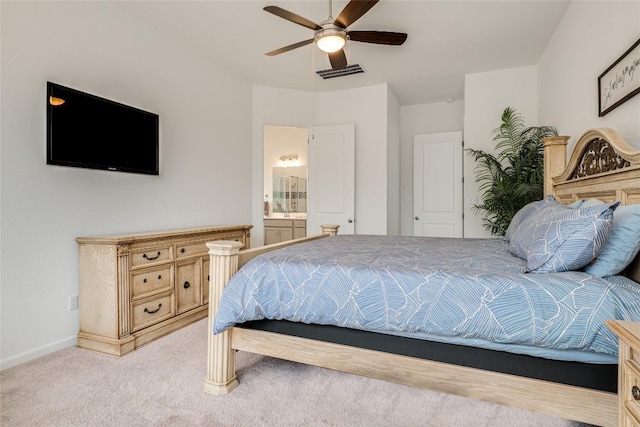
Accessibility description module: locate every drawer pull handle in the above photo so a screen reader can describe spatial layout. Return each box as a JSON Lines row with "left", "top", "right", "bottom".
{"left": 158, "top": 275, "right": 162, "bottom": 280}
{"left": 143, "top": 252, "right": 161, "bottom": 261}
{"left": 183, "top": 281, "right": 191, "bottom": 289}
{"left": 144, "top": 303, "right": 162, "bottom": 314}
{"left": 180, "top": 248, "right": 186, "bottom": 253}
{"left": 633, "top": 386, "right": 640, "bottom": 401}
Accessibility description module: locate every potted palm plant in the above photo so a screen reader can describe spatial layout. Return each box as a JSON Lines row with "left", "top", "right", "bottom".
{"left": 466, "top": 107, "right": 557, "bottom": 236}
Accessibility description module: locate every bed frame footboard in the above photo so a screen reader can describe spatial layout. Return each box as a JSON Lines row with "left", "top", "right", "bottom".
{"left": 203, "top": 225, "right": 339, "bottom": 395}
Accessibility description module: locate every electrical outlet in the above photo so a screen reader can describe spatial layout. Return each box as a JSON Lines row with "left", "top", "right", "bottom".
{"left": 468, "top": 196, "right": 478, "bottom": 204}
{"left": 69, "top": 295, "right": 79, "bottom": 311}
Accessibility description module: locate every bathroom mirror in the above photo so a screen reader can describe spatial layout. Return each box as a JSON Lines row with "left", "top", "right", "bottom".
{"left": 272, "top": 166, "right": 307, "bottom": 213}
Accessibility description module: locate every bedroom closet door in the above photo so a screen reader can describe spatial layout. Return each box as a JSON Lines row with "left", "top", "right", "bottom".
{"left": 413, "top": 131, "right": 463, "bottom": 237}
{"left": 307, "top": 124, "right": 355, "bottom": 235}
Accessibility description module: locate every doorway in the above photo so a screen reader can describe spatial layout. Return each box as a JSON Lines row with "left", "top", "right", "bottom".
{"left": 413, "top": 131, "right": 463, "bottom": 237}
{"left": 263, "top": 123, "right": 356, "bottom": 242}
{"left": 263, "top": 125, "right": 309, "bottom": 218}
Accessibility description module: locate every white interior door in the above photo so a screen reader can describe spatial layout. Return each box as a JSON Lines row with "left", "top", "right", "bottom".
{"left": 413, "top": 131, "right": 463, "bottom": 237}
{"left": 307, "top": 124, "right": 355, "bottom": 235}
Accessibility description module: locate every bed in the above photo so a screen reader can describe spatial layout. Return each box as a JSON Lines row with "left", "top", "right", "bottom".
{"left": 204, "top": 128, "right": 640, "bottom": 427}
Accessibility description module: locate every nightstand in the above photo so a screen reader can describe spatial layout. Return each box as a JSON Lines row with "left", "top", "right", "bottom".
{"left": 607, "top": 320, "right": 640, "bottom": 426}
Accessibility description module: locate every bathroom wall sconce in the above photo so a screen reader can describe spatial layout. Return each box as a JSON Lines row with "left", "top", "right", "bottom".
{"left": 278, "top": 155, "right": 300, "bottom": 168}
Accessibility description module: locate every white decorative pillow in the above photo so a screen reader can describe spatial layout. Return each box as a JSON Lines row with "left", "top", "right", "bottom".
{"left": 527, "top": 202, "right": 619, "bottom": 273}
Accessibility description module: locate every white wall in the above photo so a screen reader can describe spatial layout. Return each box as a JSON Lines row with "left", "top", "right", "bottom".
{"left": 386, "top": 86, "right": 401, "bottom": 236}
{"left": 399, "top": 100, "right": 464, "bottom": 236}
{"left": 538, "top": 1, "right": 640, "bottom": 149}
{"left": 0, "top": 1, "right": 253, "bottom": 368}
{"left": 463, "top": 65, "right": 539, "bottom": 238}
{"left": 316, "top": 84, "right": 391, "bottom": 235}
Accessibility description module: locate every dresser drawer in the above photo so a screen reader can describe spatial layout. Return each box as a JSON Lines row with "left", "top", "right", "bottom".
{"left": 131, "top": 292, "right": 174, "bottom": 332}
{"left": 176, "top": 240, "right": 208, "bottom": 259}
{"left": 131, "top": 245, "right": 173, "bottom": 268}
{"left": 623, "top": 408, "right": 640, "bottom": 427}
{"left": 618, "top": 408, "right": 640, "bottom": 427}
{"left": 131, "top": 266, "right": 174, "bottom": 299}
{"left": 210, "top": 232, "right": 248, "bottom": 249}
{"left": 264, "top": 219, "right": 293, "bottom": 227}
{"left": 623, "top": 356, "right": 640, "bottom": 422}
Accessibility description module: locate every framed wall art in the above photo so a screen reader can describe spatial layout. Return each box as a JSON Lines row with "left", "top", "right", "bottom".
{"left": 598, "top": 37, "right": 640, "bottom": 117}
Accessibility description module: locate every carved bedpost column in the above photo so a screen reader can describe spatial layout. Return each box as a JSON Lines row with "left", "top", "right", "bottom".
{"left": 203, "top": 240, "right": 243, "bottom": 395}
{"left": 321, "top": 224, "right": 340, "bottom": 236}
{"left": 543, "top": 136, "right": 570, "bottom": 198}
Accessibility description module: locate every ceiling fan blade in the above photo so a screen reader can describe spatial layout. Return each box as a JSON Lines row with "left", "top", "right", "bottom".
{"left": 328, "top": 49, "right": 348, "bottom": 70}
{"left": 263, "top": 6, "right": 322, "bottom": 31}
{"left": 348, "top": 30, "right": 407, "bottom": 45}
{"left": 334, "top": 0, "right": 379, "bottom": 28}
{"left": 265, "top": 39, "right": 314, "bottom": 56}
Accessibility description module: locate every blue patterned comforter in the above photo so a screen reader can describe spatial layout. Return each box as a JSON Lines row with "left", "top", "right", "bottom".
{"left": 213, "top": 235, "right": 640, "bottom": 363}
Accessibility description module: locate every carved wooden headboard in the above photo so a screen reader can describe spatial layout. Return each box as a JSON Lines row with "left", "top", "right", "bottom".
{"left": 543, "top": 128, "right": 640, "bottom": 282}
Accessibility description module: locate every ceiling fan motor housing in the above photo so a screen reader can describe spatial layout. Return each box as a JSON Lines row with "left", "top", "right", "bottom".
{"left": 314, "top": 23, "right": 347, "bottom": 53}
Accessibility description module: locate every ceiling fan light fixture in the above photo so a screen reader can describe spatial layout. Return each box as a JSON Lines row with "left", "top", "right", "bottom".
{"left": 315, "top": 28, "right": 346, "bottom": 53}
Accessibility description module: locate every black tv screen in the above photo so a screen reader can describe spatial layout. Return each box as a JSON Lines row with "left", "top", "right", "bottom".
{"left": 47, "top": 82, "right": 159, "bottom": 175}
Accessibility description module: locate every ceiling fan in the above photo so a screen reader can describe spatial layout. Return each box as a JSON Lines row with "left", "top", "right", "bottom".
{"left": 263, "top": 0, "right": 408, "bottom": 71}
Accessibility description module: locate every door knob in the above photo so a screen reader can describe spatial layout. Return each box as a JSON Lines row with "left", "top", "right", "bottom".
{"left": 347, "top": 219, "right": 353, "bottom": 223}
{"left": 414, "top": 216, "right": 420, "bottom": 220}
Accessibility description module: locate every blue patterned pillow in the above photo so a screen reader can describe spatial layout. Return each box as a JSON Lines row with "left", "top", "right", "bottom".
{"left": 567, "top": 199, "right": 585, "bottom": 209}
{"left": 508, "top": 198, "right": 567, "bottom": 259}
{"left": 527, "top": 202, "right": 619, "bottom": 273}
{"left": 581, "top": 198, "right": 607, "bottom": 207}
{"left": 584, "top": 204, "right": 640, "bottom": 277}
{"left": 504, "top": 196, "right": 556, "bottom": 242}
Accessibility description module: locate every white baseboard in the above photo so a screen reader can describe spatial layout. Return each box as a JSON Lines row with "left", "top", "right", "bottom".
{"left": 0, "top": 335, "right": 77, "bottom": 371}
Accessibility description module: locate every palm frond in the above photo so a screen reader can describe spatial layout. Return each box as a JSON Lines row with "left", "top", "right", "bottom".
{"left": 465, "top": 107, "right": 557, "bottom": 236}
{"left": 492, "top": 107, "right": 524, "bottom": 163}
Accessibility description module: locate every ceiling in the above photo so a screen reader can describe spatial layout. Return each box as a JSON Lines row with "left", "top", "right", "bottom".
{"left": 116, "top": 0, "right": 570, "bottom": 106}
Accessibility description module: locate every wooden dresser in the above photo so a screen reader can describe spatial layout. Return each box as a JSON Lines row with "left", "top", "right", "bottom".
{"left": 76, "top": 225, "right": 252, "bottom": 356}
{"left": 607, "top": 320, "right": 640, "bottom": 426}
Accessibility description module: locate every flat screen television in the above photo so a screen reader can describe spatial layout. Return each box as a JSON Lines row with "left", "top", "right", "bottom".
{"left": 46, "top": 82, "right": 159, "bottom": 175}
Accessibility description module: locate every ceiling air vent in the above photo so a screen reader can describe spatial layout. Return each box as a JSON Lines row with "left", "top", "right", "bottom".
{"left": 316, "top": 64, "right": 364, "bottom": 79}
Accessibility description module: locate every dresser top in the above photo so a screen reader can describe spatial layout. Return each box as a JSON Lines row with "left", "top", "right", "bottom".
{"left": 607, "top": 320, "right": 640, "bottom": 349}
{"left": 76, "top": 224, "right": 252, "bottom": 245}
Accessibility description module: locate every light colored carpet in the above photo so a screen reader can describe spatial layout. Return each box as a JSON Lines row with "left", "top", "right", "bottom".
{"left": 1, "top": 319, "right": 591, "bottom": 426}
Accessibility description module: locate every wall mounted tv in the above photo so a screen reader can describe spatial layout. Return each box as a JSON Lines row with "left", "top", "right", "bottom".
{"left": 47, "top": 82, "right": 159, "bottom": 175}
